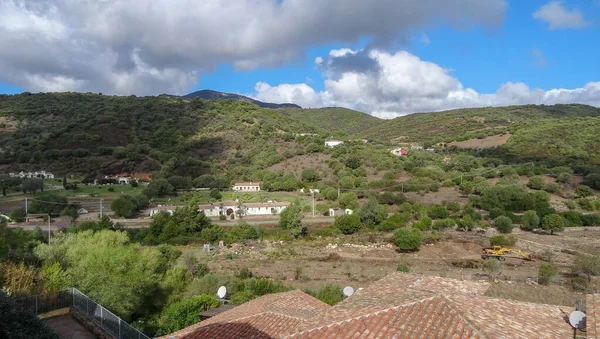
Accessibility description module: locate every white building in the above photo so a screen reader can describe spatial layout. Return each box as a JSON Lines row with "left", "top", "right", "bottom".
{"left": 244, "top": 202, "right": 290, "bottom": 216}
{"left": 325, "top": 140, "right": 344, "bottom": 148}
{"left": 77, "top": 208, "right": 89, "bottom": 214}
{"left": 149, "top": 205, "right": 179, "bottom": 216}
{"left": 198, "top": 201, "right": 238, "bottom": 219}
{"left": 329, "top": 208, "right": 353, "bottom": 217}
{"left": 9, "top": 171, "right": 55, "bottom": 179}
{"left": 117, "top": 177, "right": 131, "bottom": 185}
{"left": 232, "top": 182, "right": 261, "bottom": 192}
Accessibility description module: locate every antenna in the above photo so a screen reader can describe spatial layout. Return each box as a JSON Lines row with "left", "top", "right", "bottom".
{"left": 568, "top": 311, "right": 586, "bottom": 330}
{"left": 217, "top": 286, "right": 227, "bottom": 299}
{"left": 343, "top": 286, "right": 354, "bottom": 297}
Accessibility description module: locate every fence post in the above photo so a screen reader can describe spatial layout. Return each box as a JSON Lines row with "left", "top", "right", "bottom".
{"left": 119, "top": 319, "right": 121, "bottom": 339}
{"left": 101, "top": 306, "right": 103, "bottom": 327}
{"left": 86, "top": 294, "right": 89, "bottom": 317}
{"left": 72, "top": 288, "right": 75, "bottom": 309}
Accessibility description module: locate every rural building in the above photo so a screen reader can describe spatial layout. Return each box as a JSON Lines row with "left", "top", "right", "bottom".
{"left": 9, "top": 171, "right": 55, "bottom": 179}
{"left": 198, "top": 200, "right": 290, "bottom": 219}
{"left": 117, "top": 177, "right": 131, "bottom": 185}
{"left": 329, "top": 208, "right": 353, "bottom": 216}
{"left": 391, "top": 148, "right": 409, "bottom": 156}
{"left": 244, "top": 201, "right": 290, "bottom": 216}
{"left": 232, "top": 182, "right": 261, "bottom": 192}
{"left": 324, "top": 140, "right": 343, "bottom": 148}
{"left": 77, "top": 208, "right": 89, "bottom": 214}
{"left": 411, "top": 145, "right": 424, "bottom": 150}
{"left": 161, "top": 272, "right": 586, "bottom": 339}
{"left": 198, "top": 201, "right": 238, "bottom": 219}
{"left": 149, "top": 205, "right": 179, "bottom": 216}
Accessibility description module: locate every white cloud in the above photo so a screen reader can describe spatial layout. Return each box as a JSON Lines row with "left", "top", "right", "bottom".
{"left": 254, "top": 48, "right": 600, "bottom": 118}
{"left": 0, "top": 0, "right": 507, "bottom": 95}
{"left": 533, "top": 1, "right": 590, "bottom": 30}
{"left": 421, "top": 33, "right": 431, "bottom": 45}
{"left": 532, "top": 47, "right": 547, "bottom": 67}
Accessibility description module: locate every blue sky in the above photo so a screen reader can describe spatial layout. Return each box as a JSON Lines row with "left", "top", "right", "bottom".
{"left": 0, "top": 0, "right": 598, "bottom": 115}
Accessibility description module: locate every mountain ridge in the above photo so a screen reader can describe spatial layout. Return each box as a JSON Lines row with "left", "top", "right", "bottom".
{"left": 180, "top": 89, "right": 301, "bottom": 109}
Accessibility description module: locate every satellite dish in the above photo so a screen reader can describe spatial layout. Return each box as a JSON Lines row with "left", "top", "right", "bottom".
{"left": 343, "top": 286, "right": 354, "bottom": 297}
{"left": 568, "top": 311, "right": 586, "bottom": 330}
{"left": 217, "top": 286, "right": 227, "bottom": 299}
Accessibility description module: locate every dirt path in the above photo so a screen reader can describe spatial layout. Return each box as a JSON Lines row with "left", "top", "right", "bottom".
{"left": 45, "top": 315, "right": 97, "bottom": 339}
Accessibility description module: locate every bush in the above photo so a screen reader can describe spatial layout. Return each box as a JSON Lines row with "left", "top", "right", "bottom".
{"left": 566, "top": 201, "right": 577, "bottom": 210}
{"left": 489, "top": 234, "right": 517, "bottom": 247}
{"left": 200, "top": 225, "right": 225, "bottom": 243}
{"left": 236, "top": 267, "right": 254, "bottom": 279}
{"left": 538, "top": 263, "right": 558, "bottom": 285}
{"left": 562, "top": 211, "right": 583, "bottom": 227}
{"left": 231, "top": 222, "right": 260, "bottom": 241}
{"left": 9, "top": 208, "right": 26, "bottom": 222}
{"left": 482, "top": 259, "right": 501, "bottom": 275}
{"left": 582, "top": 213, "right": 600, "bottom": 226}
{"left": 314, "top": 284, "right": 344, "bottom": 306}
{"left": 426, "top": 205, "right": 449, "bottom": 219}
{"left": 493, "top": 216, "right": 514, "bottom": 234}
{"left": 575, "top": 185, "right": 595, "bottom": 198}
{"left": 156, "top": 295, "right": 220, "bottom": 335}
{"left": 446, "top": 201, "right": 461, "bottom": 212}
{"left": 488, "top": 208, "right": 505, "bottom": 220}
{"left": 397, "top": 262, "right": 410, "bottom": 272}
{"left": 432, "top": 218, "right": 455, "bottom": 230}
{"left": 377, "top": 213, "right": 409, "bottom": 232}
{"left": 393, "top": 228, "right": 422, "bottom": 251}
{"left": 0, "top": 294, "right": 60, "bottom": 339}
{"left": 572, "top": 254, "right": 600, "bottom": 279}
{"left": 412, "top": 217, "right": 432, "bottom": 231}
{"left": 334, "top": 214, "right": 362, "bottom": 235}
{"left": 541, "top": 214, "right": 566, "bottom": 235}
{"left": 520, "top": 210, "right": 540, "bottom": 231}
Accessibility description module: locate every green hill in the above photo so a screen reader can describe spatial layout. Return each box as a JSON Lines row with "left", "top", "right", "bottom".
{"left": 279, "top": 107, "right": 382, "bottom": 135}
{"left": 0, "top": 93, "right": 319, "bottom": 178}
{"left": 360, "top": 104, "right": 600, "bottom": 144}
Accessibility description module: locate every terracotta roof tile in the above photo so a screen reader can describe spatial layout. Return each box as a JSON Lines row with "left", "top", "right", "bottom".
{"left": 586, "top": 294, "right": 599, "bottom": 339}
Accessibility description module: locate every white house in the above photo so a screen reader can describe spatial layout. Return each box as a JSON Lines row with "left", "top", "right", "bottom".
{"left": 198, "top": 200, "right": 238, "bottom": 219}
{"left": 244, "top": 201, "right": 290, "bottom": 216}
{"left": 9, "top": 171, "right": 54, "bottom": 179}
{"left": 149, "top": 205, "right": 179, "bottom": 216}
{"left": 232, "top": 182, "right": 261, "bottom": 192}
{"left": 118, "top": 177, "right": 131, "bottom": 185}
{"left": 325, "top": 140, "right": 344, "bottom": 148}
{"left": 329, "top": 208, "right": 353, "bottom": 217}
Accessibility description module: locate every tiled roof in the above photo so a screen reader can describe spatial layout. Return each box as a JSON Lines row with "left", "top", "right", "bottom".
{"left": 244, "top": 202, "right": 291, "bottom": 208}
{"left": 234, "top": 182, "right": 261, "bottom": 186}
{"left": 286, "top": 296, "right": 483, "bottom": 339}
{"left": 198, "top": 201, "right": 238, "bottom": 209}
{"left": 163, "top": 273, "right": 577, "bottom": 339}
{"left": 588, "top": 294, "right": 600, "bottom": 339}
{"left": 162, "top": 290, "right": 330, "bottom": 339}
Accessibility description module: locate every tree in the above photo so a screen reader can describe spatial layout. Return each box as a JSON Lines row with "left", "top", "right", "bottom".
{"left": 541, "top": 214, "right": 566, "bottom": 235}
{"left": 583, "top": 173, "right": 600, "bottom": 190}
{"left": 412, "top": 217, "right": 433, "bottom": 231}
{"left": 426, "top": 205, "right": 449, "bottom": 219}
{"left": 527, "top": 176, "right": 546, "bottom": 190}
{"left": 9, "top": 208, "right": 26, "bottom": 222}
{"left": 538, "top": 263, "right": 558, "bottom": 285}
{"left": 21, "top": 178, "right": 43, "bottom": 194}
{"left": 144, "top": 179, "right": 175, "bottom": 198}
{"left": 575, "top": 185, "right": 595, "bottom": 198}
{"left": 209, "top": 188, "right": 222, "bottom": 201}
{"left": 156, "top": 295, "right": 220, "bottom": 335}
{"left": 301, "top": 168, "right": 319, "bottom": 182}
{"left": 358, "top": 198, "right": 386, "bottom": 227}
{"left": 457, "top": 215, "right": 475, "bottom": 231}
{"left": 35, "top": 230, "right": 164, "bottom": 320}
{"left": 521, "top": 210, "right": 540, "bottom": 231}
{"left": 334, "top": 214, "right": 361, "bottom": 235}
{"left": 393, "top": 228, "right": 422, "bottom": 251}
{"left": 111, "top": 197, "right": 136, "bottom": 218}
{"left": 0, "top": 294, "right": 60, "bottom": 339}
{"left": 60, "top": 205, "right": 79, "bottom": 223}
{"left": 279, "top": 200, "right": 302, "bottom": 229}
{"left": 556, "top": 172, "right": 572, "bottom": 184}
{"left": 339, "top": 193, "right": 358, "bottom": 210}
{"left": 493, "top": 216, "right": 514, "bottom": 234}
{"left": 29, "top": 194, "right": 68, "bottom": 215}
{"left": 345, "top": 155, "right": 361, "bottom": 169}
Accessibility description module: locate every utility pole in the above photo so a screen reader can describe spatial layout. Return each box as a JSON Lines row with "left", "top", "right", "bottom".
{"left": 25, "top": 197, "right": 28, "bottom": 222}
{"left": 338, "top": 187, "right": 340, "bottom": 199}
{"left": 460, "top": 175, "right": 463, "bottom": 185}
{"left": 401, "top": 183, "right": 404, "bottom": 193}
{"left": 312, "top": 191, "right": 315, "bottom": 218}
{"left": 47, "top": 214, "right": 51, "bottom": 244}
{"left": 99, "top": 199, "right": 104, "bottom": 219}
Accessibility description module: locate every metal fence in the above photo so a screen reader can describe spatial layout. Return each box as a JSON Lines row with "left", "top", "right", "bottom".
{"left": 72, "top": 288, "right": 151, "bottom": 339}
{"left": 13, "top": 288, "right": 150, "bottom": 339}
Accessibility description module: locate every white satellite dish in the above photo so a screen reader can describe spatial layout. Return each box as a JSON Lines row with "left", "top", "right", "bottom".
{"left": 343, "top": 286, "right": 354, "bottom": 297}
{"left": 568, "top": 311, "right": 586, "bottom": 330}
{"left": 217, "top": 286, "right": 227, "bottom": 299}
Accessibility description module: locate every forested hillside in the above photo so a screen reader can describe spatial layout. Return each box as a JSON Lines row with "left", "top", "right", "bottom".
{"left": 279, "top": 107, "right": 382, "bottom": 135}
{"left": 0, "top": 93, "right": 318, "bottom": 178}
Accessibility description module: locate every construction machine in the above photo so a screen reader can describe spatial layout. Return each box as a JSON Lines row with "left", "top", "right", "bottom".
{"left": 481, "top": 246, "right": 534, "bottom": 261}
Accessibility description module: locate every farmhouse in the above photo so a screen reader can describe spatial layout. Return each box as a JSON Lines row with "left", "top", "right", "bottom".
{"left": 391, "top": 148, "right": 409, "bottom": 156}
{"left": 198, "top": 201, "right": 238, "bottom": 219}
{"left": 9, "top": 171, "right": 55, "bottom": 179}
{"left": 149, "top": 205, "right": 179, "bottom": 216}
{"left": 324, "top": 140, "right": 343, "bottom": 148}
{"left": 162, "top": 272, "right": 584, "bottom": 339}
{"left": 232, "top": 182, "right": 261, "bottom": 192}
{"left": 198, "top": 200, "right": 290, "bottom": 219}
{"left": 329, "top": 208, "right": 353, "bottom": 216}
{"left": 244, "top": 201, "right": 290, "bottom": 216}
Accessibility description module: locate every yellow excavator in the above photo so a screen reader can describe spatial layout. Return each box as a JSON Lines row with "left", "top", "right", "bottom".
{"left": 482, "top": 246, "right": 534, "bottom": 261}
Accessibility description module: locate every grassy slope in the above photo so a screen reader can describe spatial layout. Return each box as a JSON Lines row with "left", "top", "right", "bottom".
{"left": 360, "top": 104, "right": 600, "bottom": 143}
{"left": 279, "top": 107, "right": 382, "bottom": 135}
{"left": 0, "top": 93, "right": 319, "bottom": 176}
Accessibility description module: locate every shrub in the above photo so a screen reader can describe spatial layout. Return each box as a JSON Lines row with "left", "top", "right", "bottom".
{"left": 230, "top": 291, "right": 255, "bottom": 305}
{"left": 412, "top": 217, "right": 432, "bottom": 231}
{"left": 521, "top": 210, "right": 540, "bottom": 231}
{"left": 575, "top": 185, "right": 595, "bottom": 198}
{"left": 457, "top": 215, "right": 475, "bottom": 231}
{"left": 231, "top": 222, "right": 260, "bottom": 241}
{"left": 314, "top": 284, "right": 344, "bottom": 306}
{"left": 572, "top": 254, "right": 600, "bottom": 279}
{"left": 9, "top": 208, "right": 26, "bottom": 222}
{"left": 334, "top": 214, "right": 361, "bottom": 235}
{"left": 446, "top": 201, "right": 461, "bottom": 212}
{"left": 482, "top": 259, "right": 501, "bottom": 275}
{"left": 489, "top": 234, "right": 517, "bottom": 247}
{"left": 0, "top": 294, "right": 60, "bottom": 339}
{"left": 488, "top": 208, "right": 505, "bottom": 220}
{"left": 433, "top": 218, "right": 455, "bottom": 230}
{"left": 377, "top": 213, "right": 409, "bottom": 232}
{"left": 493, "top": 216, "right": 514, "bottom": 234}
{"left": 582, "top": 213, "right": 600, "bottom": 226}
{"left": 566, "top": 201, "right": 577, "bottom": 210}
{"left": 426, "top": 205, "right": 449, "bottom": 219}
{"left": 397, "top": 262, "right": 410, "bottom": 272}
{"left": 393, "top": 228, "right": 422, "bottom": 251}
{"left": 541, "top": 214, "right": 566, "bottom": 235}
{"left": 156, "top": 295, "right": 220, "bottom": 335}
{"left": 200, "top": 225, "right": 225, "bottom": 242}
{"left": 236, "top": 267, "right": 253, "bottom": 279}
{"left": 562, "top": 211, "right": 583, "bottom": 227}
{"left": 538, "top": 263, "right": 558, "bottom": 285}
